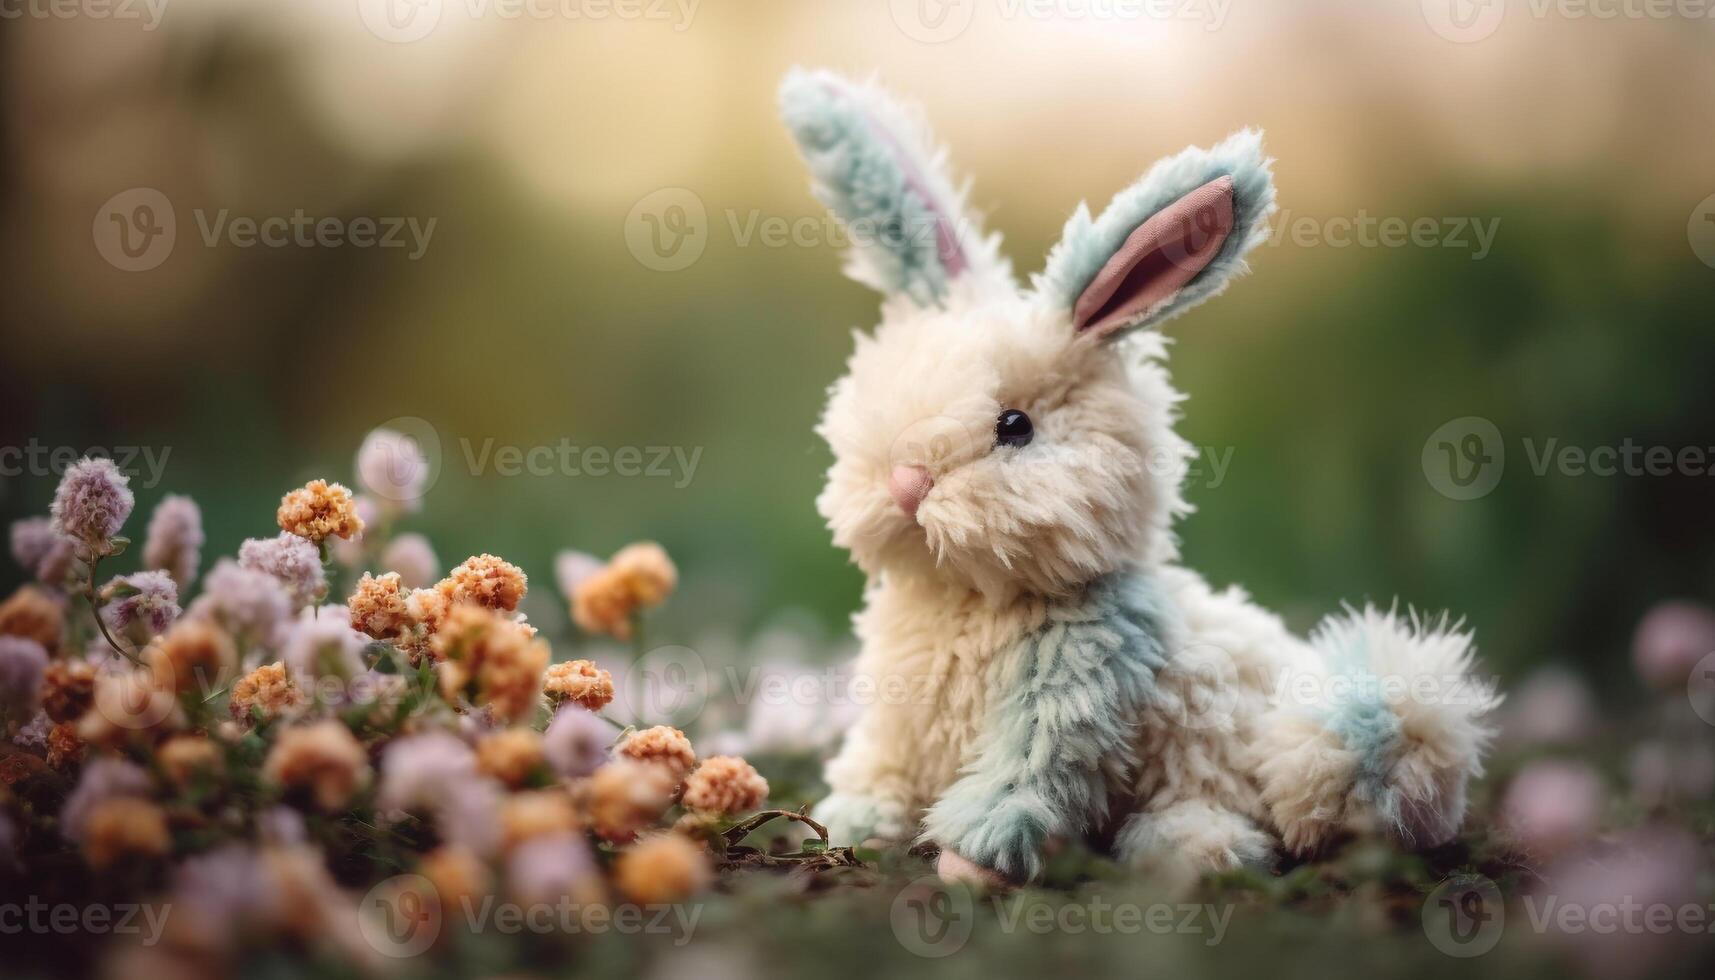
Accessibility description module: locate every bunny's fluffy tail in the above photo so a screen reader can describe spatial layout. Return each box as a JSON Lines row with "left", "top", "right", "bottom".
{"left": 1252, "top": 606, "right": 1501, "bottom": 854}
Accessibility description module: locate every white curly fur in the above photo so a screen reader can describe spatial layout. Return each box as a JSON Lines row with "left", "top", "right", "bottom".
{"left": 786, "top": 70, "right": 1499, "bottom": 882}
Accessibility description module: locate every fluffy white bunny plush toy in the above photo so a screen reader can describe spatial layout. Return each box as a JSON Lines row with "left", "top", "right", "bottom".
{"left": 779, "top": 69, "right": 1499, "bottom": 887}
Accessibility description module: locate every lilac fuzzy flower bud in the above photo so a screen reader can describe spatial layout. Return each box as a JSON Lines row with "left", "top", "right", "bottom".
{"left": 101, "top": 570, "right": 181, "bottom": 639}
{"left": 49, "top": 457, "right": 134, "bottom": 557}
{"left": 143, "top": 495, "right": 204, "bottom": 590}
{"left": 239, "top": 533, "right": 327, "bottom": 608}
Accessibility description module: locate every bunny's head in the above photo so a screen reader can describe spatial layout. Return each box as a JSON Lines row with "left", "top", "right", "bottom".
{"left": 781, "top": 70, "right": 1276, "bottom": 604}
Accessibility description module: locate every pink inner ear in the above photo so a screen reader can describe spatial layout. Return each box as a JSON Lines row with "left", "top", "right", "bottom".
{"left": 1072, "top": 175, "right": 1236, "bottom": 338}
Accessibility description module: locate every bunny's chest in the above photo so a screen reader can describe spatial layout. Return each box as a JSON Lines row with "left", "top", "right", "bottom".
{"left": 853, "top": 585, "right": 1049, "bottom": 795}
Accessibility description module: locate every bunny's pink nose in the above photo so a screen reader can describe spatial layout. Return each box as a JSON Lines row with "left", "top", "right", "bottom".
{"left": 889, "top": 465, "right": 934, "bottom": 519}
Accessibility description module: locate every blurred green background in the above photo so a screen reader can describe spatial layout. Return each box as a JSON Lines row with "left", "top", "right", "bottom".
{"left": 3, "top": 0, "right": 1714, "bottom": 697}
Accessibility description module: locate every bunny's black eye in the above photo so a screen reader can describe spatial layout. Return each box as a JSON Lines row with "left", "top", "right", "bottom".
{"left": 995, "top": 409, "right": 1033, "bottom": 448}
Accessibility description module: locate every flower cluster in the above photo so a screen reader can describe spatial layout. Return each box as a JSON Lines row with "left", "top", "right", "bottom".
{"left": 0, "top": 429, "right": 780, "bottom": 978}
{"left": 276, "top": 479, "right": 365, "bottom": 543}
{"left": 561, "top": 543, "right": 677, "bottom": 640}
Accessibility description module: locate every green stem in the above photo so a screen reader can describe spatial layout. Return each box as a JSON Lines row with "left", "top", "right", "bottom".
{"left": 85, "top": 553, "right": 141, "bottom": 665}
{"left": 630, "top": 611, "right": 646, "bottom": 662}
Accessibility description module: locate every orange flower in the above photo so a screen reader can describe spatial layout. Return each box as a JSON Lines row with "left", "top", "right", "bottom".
{"left": 82, "top": 798, "right": 170, "bottom": 868}
{"left": 46, "top": 723, "right": 86, "bottom": 769}
{"left": 146, "top": 619, "right": 237, "bottom": 695}
{"left": 542, "top": 659, "right": 615, "bottom": 712}
{"left": 347, "top": 572, "right": 411, "bottom": 641}
{"left": 578, "top": 761, "right": 675, "bottom": 844}
{"left": 433, "top": 605, "right": 548, "bottom": 723}
{"left": 499, "top": 790, "right": 580, "bottom": 851}
{"left": 681, "top": 756, "right": 769, "bottom": 815}
{"left": 160, "top": 735, "right": 224, "bottom": 788}
{"left": 612, "top": 834, "right": 710, "bottom": 905}
{"left": 263, "top": 721, "right": 371, "bottom": 810}
{"left": 0, "top": 585, "right": 63, "bottom": 652}
{"left": 41, "top": 659, "right": 95, "bottom": 724}
{"left": 277, "top": 480, "right": 365, "bottom": 542}
{"left": 570, "top": 543, "right": 676, "bottom": 640}
{"left": 615, "top": 725, "right": 696, "bottom": 784}
{"left": 229, "top": 662, "right": 306, "bottom": 725}
{"left": 476, "top": 728, "right": 545, "bottom": 788}
{"left": 442, "top": 554, "right": 528, "bottom": 613}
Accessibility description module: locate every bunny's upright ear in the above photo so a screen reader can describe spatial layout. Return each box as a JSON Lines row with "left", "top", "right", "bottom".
{"left": 779, "top": 69, "right": 1011, "bottom": 308}
{"left": 1036, "top": 130, "right": 1276, "bottom": 341}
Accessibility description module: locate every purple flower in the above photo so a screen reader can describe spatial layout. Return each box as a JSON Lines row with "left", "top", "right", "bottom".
{"left": 186, "top": 559, "right": 292, "bottom": 651}
{"left": 257, "top": 806, "right": 307, "bottom": 846}
{"left": 1632, "top": 600, "right": 1715, "bottom": 690}
{"left": 143, "top": 494, "right": 203, "bottom": 589}
{"left": 436, "top": 777, "right": 504, "bottom": 858}
{"left": 11, "top": 517, "right": 56, "bottom": 574}
{"left": 1536, "top": 827, "right": 1703, "bottom": 980}
{"left": 0, "top": 637, "right": 48, "bottom": 716}
{"left": 542, "top": 704, "right": 613, "bottom": 779}
{"left": 169, "top": 845, "right": 285, "bottom": 950}
{"left": 1499, "top": 666, "right": 1598, "bottom": 748}
{"left": 49, "top": 457, "right": 134, "bottom": 557}
{"left": 381, "top": 533, "right": 439, "bottom": 590}
{"left": 507, "top": 832, "right": 597, "bottom": 905}
{"left": 376, "top": 732, "right": 478, "bottom": 813}
{"left": 281, "top": 609, "right": 369, "bottom": 685}
{"left": 10, "top": 517, "right": 76, "bottom": 587}
{"left": 239, "top": 532, "right": 327, "bottom": 607}
{"left": 12, "top": 711, "right": 50, "bottom": 750}
{"left": 554, "top": 550, "right": 603, "bottom": 600}
{"left": 101, "top": 570, "right": 181, "bottom": 638}
{"left": 61, "top": 757, "right": 151, "bottom": 841}
{"left": 1629, "top": 739, "right": 1715, "bottom": 806}
{"left": 356, "top": 428, "right": 430, "bottom": 509}
{"left": 1501, "top": 760, "right": 1604, "bottom": 858}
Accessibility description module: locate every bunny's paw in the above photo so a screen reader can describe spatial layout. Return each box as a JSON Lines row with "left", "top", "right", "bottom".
{"left": 811, "top": 792, "right": 912, "bottom": 846}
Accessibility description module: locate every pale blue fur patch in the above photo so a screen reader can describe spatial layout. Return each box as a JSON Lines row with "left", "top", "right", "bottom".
{"left": 1315, "top": 625, "right": 1410, "bottom": 834}
{"left": 921, "top": 573, "right": 1172, "bottom": 881}
{"left": 779, "top": 71, "right": 954, "bottom": 307}
{"left": 1035, "top": 129, "right": 1276, "bottom": 336}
